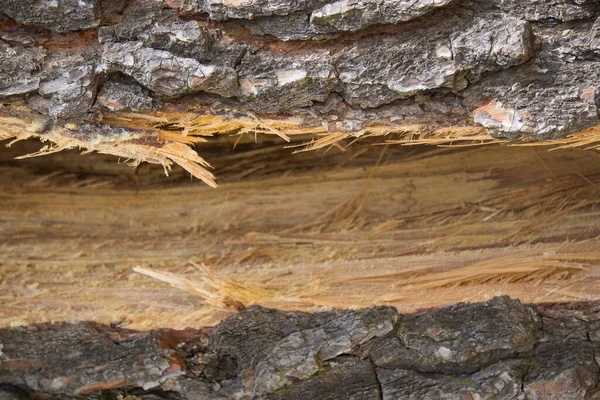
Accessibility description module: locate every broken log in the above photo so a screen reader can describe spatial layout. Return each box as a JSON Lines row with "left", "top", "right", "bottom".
{"left": 2, "top": 2, "right": 600, "bottom": 398}
{"left": 2, "top": 2, "right": 600, "bottom": 328}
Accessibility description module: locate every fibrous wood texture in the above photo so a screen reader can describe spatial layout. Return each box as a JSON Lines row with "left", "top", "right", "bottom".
{"left": 2, "top": 2, "right": 600, "bottom": 397}
{"left": 1, "top": 297, "right": 600, "bottom": 399}
{"left": 2, "top": 140, "right": 600, "bottom": 329}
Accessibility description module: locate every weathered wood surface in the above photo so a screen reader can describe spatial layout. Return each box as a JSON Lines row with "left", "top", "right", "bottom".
{"left": 2, "top": 140, "right": 600, "bottom": 329}
{"left": 2, "top": 3, "right": 600, "bottom": 398}
{"left": 1, "top": 297, "right": 599, "bottom": 399}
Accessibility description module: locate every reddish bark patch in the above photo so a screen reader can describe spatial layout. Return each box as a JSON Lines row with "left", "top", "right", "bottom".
{"left": 74, "top": 377, "right": 127, "bottom": 395}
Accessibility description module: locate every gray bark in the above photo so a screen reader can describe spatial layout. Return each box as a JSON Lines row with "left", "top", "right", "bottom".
{"left": 1, "top": 297, "right": 600, "bottom": 399}
{"left": 0, "top": 0, "right": 599, "bottom": 140}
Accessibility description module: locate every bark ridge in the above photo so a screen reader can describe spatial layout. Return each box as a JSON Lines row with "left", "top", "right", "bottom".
{"left": 1, "top": 297, "right": 600, "bottom": 399}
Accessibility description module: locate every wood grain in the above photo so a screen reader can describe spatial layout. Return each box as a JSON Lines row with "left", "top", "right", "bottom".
{"left": 1, "top": 139, "right": 600, "bottom": 329}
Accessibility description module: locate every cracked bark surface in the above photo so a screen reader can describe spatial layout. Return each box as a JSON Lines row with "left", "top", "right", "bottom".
{"left": 2, "top": 3, "right": 600, "bottom": 398}
{"left": 1, "top": 0, "right": 598, "bottom": 134}
{"left": 1, "top": 297, "right": 599, "bottom": 399}
{"left": 1, "top": 0, "right": 600, "bottom": 186}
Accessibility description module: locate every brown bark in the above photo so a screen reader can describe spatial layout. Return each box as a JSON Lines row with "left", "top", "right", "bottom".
{"left": 1, "top": 297, "right": 599, "bottom": 399}
{"left": 2, "top": 2, "right": 600, "bottom": 398}
{"left": 1, "top": 0, "right": 600, "bottom": 185}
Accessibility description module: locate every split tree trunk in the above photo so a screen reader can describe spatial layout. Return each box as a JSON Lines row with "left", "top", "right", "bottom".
{"left": 2, "top": 1, "right": 600, "bottom": 399}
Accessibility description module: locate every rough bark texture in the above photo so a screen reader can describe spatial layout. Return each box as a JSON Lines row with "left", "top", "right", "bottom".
{"left": 2, "top": 4, "right": 600, "bottom": 399}
{"left": 1, "top": 297, "right": 599, "bottom": 399}
{"left": 1, "top": 0, "right": 599, "bottom": 138}
{"left": 2, "top": 0, "right": 600, "bottom": 184}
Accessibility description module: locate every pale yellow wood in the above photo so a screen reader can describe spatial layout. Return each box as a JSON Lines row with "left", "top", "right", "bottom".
{"left": 1, "top": 140, "right": 600, "bottom": 329}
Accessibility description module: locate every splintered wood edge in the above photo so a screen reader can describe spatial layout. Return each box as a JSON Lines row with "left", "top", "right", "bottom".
{"left": 2, "top": 103, "right": 600, "bottom": 187}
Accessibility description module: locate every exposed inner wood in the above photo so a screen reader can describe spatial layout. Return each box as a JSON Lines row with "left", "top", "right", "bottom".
{"left": 2, "top": 139, "right": 600, "bottom": 330}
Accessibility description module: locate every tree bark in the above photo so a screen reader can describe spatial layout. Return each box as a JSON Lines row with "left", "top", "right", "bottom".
{"left": 2, "top": 3, "right": 600, "bottom": 398}
{"left": 1, "top": 297, "right": 599, "bottom": 399}
{"left": 1, "top": 0, "right": 600, "bottom": 185}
